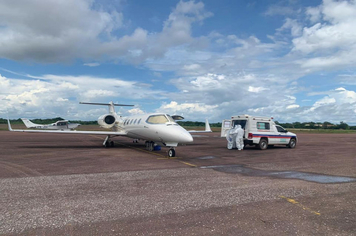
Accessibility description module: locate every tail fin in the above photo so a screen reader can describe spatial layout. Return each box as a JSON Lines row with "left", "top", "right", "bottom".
{"left": 21, "top": 118, "right": 38, "bottom": 128}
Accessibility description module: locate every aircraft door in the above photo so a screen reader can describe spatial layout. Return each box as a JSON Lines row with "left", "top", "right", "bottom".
{"left": 221, "top": 119, "right": 232, "bottom": 137}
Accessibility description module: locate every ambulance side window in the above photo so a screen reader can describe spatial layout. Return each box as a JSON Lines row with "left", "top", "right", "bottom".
{"left": 257, "top": 122, "right": 270, "bottom": 130}
{"left": 276, "top": 126, "right": 286, "bottom": 132}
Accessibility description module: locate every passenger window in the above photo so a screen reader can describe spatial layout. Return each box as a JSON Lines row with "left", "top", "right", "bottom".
{"left": 138, "top": 119, "right": 141, "bottom": 124}
{"left": 257, "top": 122, "right": 270, "bottom": 130}
{"left": 134, "top": 119, "right": 137, "bottom": 124}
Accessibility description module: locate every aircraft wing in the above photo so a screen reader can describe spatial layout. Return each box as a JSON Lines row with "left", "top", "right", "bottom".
{"left": 7, "top": 119, "right": 127, "bottom": 136}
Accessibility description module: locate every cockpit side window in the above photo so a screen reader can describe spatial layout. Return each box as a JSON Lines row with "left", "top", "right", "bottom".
{"left": 166, "top": 115, "right": 176, "bottom": 123}
{"left": 146, "top": 115, "right": 169, "bottom": 124}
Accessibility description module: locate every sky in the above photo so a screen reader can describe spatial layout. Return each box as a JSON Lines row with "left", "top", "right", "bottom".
{"left": 1, "top": 0, "right": 356, "bottom": 124}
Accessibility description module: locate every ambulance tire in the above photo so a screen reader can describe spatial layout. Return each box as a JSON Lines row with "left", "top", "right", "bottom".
{"left": 258, "top": 139, "right": 268, "bottom": 150}
{"left": 288, "top": 138, "right": 296, "bottom": 149}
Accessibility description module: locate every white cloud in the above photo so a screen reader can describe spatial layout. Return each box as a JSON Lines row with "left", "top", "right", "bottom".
{"left": 128, "top": 108, "right": 145, "bottom": 115}
{"left": 292, "top": 0, "right": 356, "bottom": 71}
{"left": 248, "top": 86, "right": 269, "bottom": 93}
{"left": 0, "top": 0, "right": 126, "bottom": 62}
{"left": 0, "top": 0, "right": 215, "bottom": 65}
{"left": 84, "top": 63, "right": 100, "bottom": 67}
{"left": 286, "top": 104, "right": 300, "bottom": 109}
{"left": 0, "top": 73, "right": 164, "bottom": 119}
{"left": 157, "top": 101, "right": 218, "bottom": 119}
{"left": 264, "top": 5, "right": 296, "bottom": 16}
{"left": 277, "top": 18, "right": 302, "bottom": 37}
{"left": 300, "top": 87, "right": 356, "bottom": 123}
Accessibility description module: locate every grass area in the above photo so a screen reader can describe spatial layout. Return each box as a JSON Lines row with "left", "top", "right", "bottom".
{"left": 289, "top": 128, "right": 356, "bottom": 134}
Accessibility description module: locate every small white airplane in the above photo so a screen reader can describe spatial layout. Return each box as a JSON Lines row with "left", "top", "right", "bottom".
{"left": 21, "top": 118, "right": 81, "bottom": 130}
{"left": 7, "top": 102, "right": 211, "bottom": 157}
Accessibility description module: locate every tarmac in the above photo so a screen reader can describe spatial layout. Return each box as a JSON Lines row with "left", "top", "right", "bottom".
{"left": 0, "top": 129, "right": 355, "bottom": 235}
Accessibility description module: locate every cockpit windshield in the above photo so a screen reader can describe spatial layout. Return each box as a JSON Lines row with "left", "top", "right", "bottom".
{"left": 146, "top": 114, "right": 177, "bottom": 124}
{"left": 146, "top": 115, "right": 169, "bottom": 124}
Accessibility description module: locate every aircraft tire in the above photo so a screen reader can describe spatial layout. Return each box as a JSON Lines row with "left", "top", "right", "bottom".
{"left": 168, "top": 148, "right": 175, "bottom": 157}
{"left": 104, "top": 141, "right": 110, "bottom": 148}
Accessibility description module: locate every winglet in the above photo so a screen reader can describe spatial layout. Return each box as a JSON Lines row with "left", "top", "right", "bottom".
{"left": 7, "top": 116, "right": 13, "bottom": 131}
{"left": 205, "top": 119, "right": 212, "bottom": 132}
{"left": 188, "top": 119, "right": 212, "bottom": 133}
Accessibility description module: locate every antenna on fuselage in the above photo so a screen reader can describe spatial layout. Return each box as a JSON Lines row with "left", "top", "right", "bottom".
{"left": 80, "top": 101, "right": 134, "bottom": 114}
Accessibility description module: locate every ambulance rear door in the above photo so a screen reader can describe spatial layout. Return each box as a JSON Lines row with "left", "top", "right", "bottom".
{"left": 221, "top": 119, "right": 232, "bottom": 137}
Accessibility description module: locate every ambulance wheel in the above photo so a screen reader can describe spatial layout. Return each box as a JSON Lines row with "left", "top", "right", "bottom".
{"left": 288, "top": 138, "right": 296, "bottom": 149}
{"left": 258, "top": 139, "right": 268, "bottom": 150}
{"left": 168, "top": 149, "right": 175, "bottom": 157}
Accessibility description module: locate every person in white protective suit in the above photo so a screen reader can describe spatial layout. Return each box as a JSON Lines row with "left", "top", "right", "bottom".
{"left": 226, "top": 125, "right": 238, "bottom": 149}
{"left": 235, "top": 124, "right": 244, "bottom": 150}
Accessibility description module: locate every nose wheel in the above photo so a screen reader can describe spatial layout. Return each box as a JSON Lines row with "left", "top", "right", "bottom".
{"left": 168, "top": 148, "right": 176, "bottom": 157}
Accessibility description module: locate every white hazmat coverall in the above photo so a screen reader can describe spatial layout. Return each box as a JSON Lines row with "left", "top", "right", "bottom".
{"left": 226, "top": 126, "right": 237, "bottom": 149}
{"left": 235, "top": 124, "right": 244, "bottom": 150}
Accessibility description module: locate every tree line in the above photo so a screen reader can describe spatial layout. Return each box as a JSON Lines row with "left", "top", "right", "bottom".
{"left": 1, "top": 118, "right": 355, "bottom": 130}
{"left": 275, "top": 121, "right": 356, "bottom": 130}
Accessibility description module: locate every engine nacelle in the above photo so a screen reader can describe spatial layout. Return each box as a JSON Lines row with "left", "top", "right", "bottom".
{"left": 98, "top": 114, "right": 116, "bottom": 129}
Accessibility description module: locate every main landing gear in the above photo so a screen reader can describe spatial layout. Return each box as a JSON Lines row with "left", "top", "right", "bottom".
{"left": 145, "top": 141, "right": 155, "bottom": 151}
{"left": 103, "top": 135, "right": 115, "bottom": 148}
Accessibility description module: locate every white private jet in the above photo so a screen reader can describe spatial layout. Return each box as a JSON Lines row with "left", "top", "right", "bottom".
{"left": 21, "top": 118, "right": 81, "bottom": 130}
{"left": 7, "top": 102, "right": 211, "bottom": 157}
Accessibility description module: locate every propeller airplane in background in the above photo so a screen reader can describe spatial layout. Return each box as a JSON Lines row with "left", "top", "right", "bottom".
{"left": 21, "top": 118, "right": 81, "bottom": 130}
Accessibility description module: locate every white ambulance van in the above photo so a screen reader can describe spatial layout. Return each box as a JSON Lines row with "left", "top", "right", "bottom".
{"left": 221, "top": 115, "right": 297, "bottom": 150}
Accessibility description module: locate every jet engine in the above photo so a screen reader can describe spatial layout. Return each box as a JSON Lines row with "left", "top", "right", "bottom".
{"left": 98, "top": 114, "right": 116, "bottom": 129}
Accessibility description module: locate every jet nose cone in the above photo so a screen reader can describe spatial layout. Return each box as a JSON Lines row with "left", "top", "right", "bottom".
{"left": 180, "top": 131, "right": 193, "bottom": 143}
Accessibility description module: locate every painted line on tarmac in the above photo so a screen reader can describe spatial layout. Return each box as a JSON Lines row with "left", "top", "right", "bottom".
{"left": 279, "top": 196, "right": 321, "bottom": 216}
{"left": 89, "top": 135, "right": 196, "bottom": 167}
{"left": 178, "top": 161, "right": 197, "bottom": 167}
